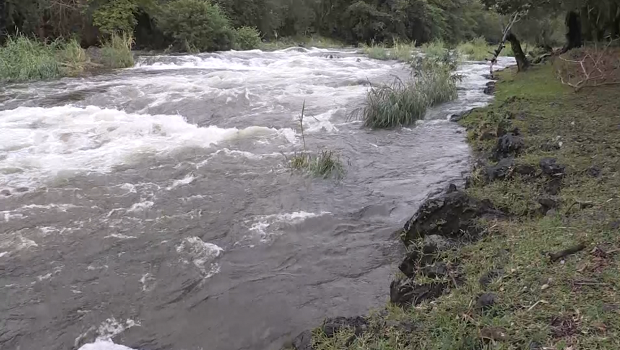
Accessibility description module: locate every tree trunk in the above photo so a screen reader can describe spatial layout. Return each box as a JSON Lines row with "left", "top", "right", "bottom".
{"left": 0, "top": 0, "right": 6, "bottom": 45}
{"left": 564, "top": 10, "right": 583, "bottom": 53}
{"left": 506, "top": 32, "right": 529, "bottom": 72}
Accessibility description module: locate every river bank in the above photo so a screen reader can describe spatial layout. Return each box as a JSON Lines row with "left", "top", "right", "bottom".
{"left": 302, "top": 63, "right": 620, "bottom": 349}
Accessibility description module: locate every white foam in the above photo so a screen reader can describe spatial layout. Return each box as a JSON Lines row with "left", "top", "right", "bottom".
{"left": 176, "top": 237, "right": 224, "bottom": 278}
{"left": 78, "top": 340, "right": 135, "bottom": 350}
{"left": 0, "top": 252, "right": 8, "bottom": 258}
{"left": 0, "top": 106, "right": 296, "bottom": 188}
{"left": 248, "top": 211, "right": 330, "bottom": 242}
{"left": 127, "top": 201, "right": 154, "bottom": 212}
{"left": 167, "top": 174, "right": 195, "bottom": 190}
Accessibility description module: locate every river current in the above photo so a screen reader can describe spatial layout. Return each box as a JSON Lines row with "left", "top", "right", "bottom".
{"left": 0, "top": 48, "right": 513, "bottom": 350}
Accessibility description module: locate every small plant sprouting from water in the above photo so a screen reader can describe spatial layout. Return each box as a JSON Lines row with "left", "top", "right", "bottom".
{"left": 286, "top": 102, "right": 345, "bottom": 179}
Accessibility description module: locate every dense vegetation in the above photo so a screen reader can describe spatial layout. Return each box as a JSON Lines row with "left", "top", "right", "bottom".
{"left": 0, "top": 0, "right": 585, "bottom": 53}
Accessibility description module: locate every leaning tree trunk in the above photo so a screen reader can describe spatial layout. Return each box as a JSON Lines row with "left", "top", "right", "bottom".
{"left": 0, "top": 0, "right": 6, "bottom": 45}
{"left": 563, "top": 10, "right": 583, "bottom": 53}
{"left": 506, "top": 32, "right": 530, "bottom": 72}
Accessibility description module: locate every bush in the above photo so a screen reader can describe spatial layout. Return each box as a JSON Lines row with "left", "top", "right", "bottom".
{"left": 92, "top": 0, "right": 138, "bottom": 36}
{"left": 0, "top": 35, "right": 90, "bottom": 82}
{"left": 233, "top": 26, "right": 261, "bottom": 50}
{"left": 457, "top": 37, "right": 492, "bottom": 61}
{"left": 101, "top": 32, "right": 134, "bottom": 69}
{"left": 157, "top": 0, "right": 235, "bottom": 52}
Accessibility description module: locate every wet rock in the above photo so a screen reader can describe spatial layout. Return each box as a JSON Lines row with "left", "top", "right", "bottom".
{"left": 399, "top": 249, "right": 438, "bottom": 278}
{"left": 475, "top": 293, "right": 497, "bottom": 312}
{"left": 322, "top": 316, "right": 368, "bottom": 338}
{"left": 446, "top": 183, "right": 458, "bottom": 193}
{"left": 292, "top": 330, "right": 313, "bottom": 350}
{"left": 402, "top": 190, "right": 502, "bottom": 245}
{"left": 586, "top": 165, "right": 601, "bottom": 178}
{"left": 1, "top": 189, "right": 10, "bottom": 196}
{"left": 513, "top": 163, "right": 537, "bottom": 177}
{"left": 420, "top": 262, "right": 449, "bottom": 279}
{"left": 485, "top": 157, "right": 514, "bottom": 182}
{"left": 529, "top": 341, "right": 542, "bottom": 350}
{"left": 483, "top": 81, "right": 496, "bottom": 95}
{"left": 449, "top": 109, "right": 474, "bottom": 122}
{"left": 540, "top": 158, "right": 566, "bottom": 177}
{"left": 544, "top": 178, "right": 563, "bottom": 195}
{"left": 390, "top": 279, "right": 448, "bottom": 307}
{"left": 495, "top": 132, "right": 524, "bottom": 159}
{"left": 15, "top": 187, "right": 29, "bottom": 193}
{"left": 479, "top": 269, "right": 504, "bottom": 289}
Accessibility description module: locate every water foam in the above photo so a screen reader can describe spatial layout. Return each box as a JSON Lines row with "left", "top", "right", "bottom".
{"left": 248, "top": 211, "right": 331, "bottom": 242}
{"left": 0, "top": 106, "right": 296, "bottom": 188}
{"left": 176, "top": 237, "right": 224, "bottom": 278}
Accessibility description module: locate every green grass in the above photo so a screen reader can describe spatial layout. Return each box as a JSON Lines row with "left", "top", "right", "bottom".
{"left": 259, "top": 35, "right": 346, "bottom": 51}
{"left": 287, "top": 102, "right": 345, "bottom": 179}
{"left": 313, "top": 63, "right": 620, "bottom": 349}
{"left": 100, "top": 32, "right": 135, "bottom": 69}
{"left": 457, "top": 37, "right": 519, "bottom": 61}
{"left": 420, "top": 39, "right": 449, "bottom": 60}
{"left": 361, "top": 40, "right": 416, "bottom": 62}
{"left": 0, "top": 35, "right": 63, "bottom": 82}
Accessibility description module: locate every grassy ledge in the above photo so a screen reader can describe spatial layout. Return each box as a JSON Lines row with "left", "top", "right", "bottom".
{"left": 308, "top": 63, "right": 620, "bottom": 349}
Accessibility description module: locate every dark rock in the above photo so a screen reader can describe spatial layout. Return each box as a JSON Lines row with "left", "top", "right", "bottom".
{"left": 483, "top": 81, "right": 496, "bottom": 95}
{"left": 482, "top": 74, "right": 494, "bottom": 80}
{"left": 544, "top": 178, "right": 562, "bottom": 195}
{"left": 1, "top": 189, "right": 10, "bottom": 196}
{"left": 449, "top": 109, "right": 474, "bottom": 122}
{"left": 513, "top": 163, "right": 537, "bottom": 177}
{"left": 399, "top": 249, "right": 438, "bottom": 278}
{"left": 540, "top": 158, "right": 566, "bottom": 177}
{"left": 485, "top": 157, "right": 514, "bottom": 182}
{"left": 479, "top": 269, "right": 504, "bottom": 288}
{"left": 402, "top": 190, "right": 502, "bottom": 245}
{"left": 541, "top": 142, "right": 561, "bottom": 152}
{"left": 292, "top": 330, "right": 313, "bottom": 350}
{"left": 422, "top": 235, "right": 453, "bottom": 252}
{"left": 446, "top": 183, "right": 458, "bottom": 193}
{"left": 390, "top": 279, "right": 448, "bottom": 307}
{"left": 475, "top": 293, "right": 497, "bottom": 311}
{"left": 495, "top": 133, "right": 524, "bottom": 159}
{"left": 586, "top": 165, "right": 601, "bottom": 178}
{"left": 322, "top": 316, "right": 367, "bottom": 338}
{"left": 421, "top": 263, "right": 449, "bottom": 279}
{"left": 538, "top": 196, "right": 559, "bottom": 215}
{"left": 529, "top": 341, "right": 542, "bottom": 350}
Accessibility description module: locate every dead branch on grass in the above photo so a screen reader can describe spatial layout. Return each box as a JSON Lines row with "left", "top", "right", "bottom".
{"left": 557, "top": 40, "right": 620, "bottom": 92}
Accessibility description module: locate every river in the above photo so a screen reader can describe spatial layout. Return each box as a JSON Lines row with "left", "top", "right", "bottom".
{"left": 0, "top": 48, "right": 514, "bottom": 350}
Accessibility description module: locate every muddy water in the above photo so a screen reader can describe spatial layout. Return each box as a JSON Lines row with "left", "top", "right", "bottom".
{"left": 0, "top": 48, "right": 514, "bottom": 350}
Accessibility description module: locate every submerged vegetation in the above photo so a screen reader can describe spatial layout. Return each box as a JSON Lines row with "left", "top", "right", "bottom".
{"left": 287, "top": 103, "right": 345, "bottom": 179}
{"left": 356, "top": 50, "right": 460, "bottom": 128}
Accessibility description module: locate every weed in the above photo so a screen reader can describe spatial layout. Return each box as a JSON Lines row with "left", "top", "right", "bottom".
{"left": 101, "top": 32, "right": 134, "bottom": 69}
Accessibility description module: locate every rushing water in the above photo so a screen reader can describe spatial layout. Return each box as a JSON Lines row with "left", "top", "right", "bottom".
{"left": 0, "top": 48, "right": 514, "bottom": 350}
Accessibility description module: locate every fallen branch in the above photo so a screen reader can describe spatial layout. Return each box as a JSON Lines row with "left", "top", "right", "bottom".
{"left": 557, "top": 40, "right": 620, "bottom": 92}
{"left": 549, "top": 243, "right": 586, "bottom": 262}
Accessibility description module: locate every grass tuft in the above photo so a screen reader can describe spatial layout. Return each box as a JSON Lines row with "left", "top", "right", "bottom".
{"left": 0, "top": 35, "right": 62, "bottom": 82}
{"left": 287, "top": 102, "right": 345, "bottom": 179}
{"left": 100, "top": 32, "right": 135, "bottom": 69}
{"left": 361, "top": 40, "right": 416, "bottom": 62}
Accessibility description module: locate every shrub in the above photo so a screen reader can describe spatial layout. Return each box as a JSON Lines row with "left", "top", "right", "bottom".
{"left": 0, "top": 35, "right": 61, "bottom": 82}
{"left": 59, "top": 38, "right": 89, "bottom": 76}
{"left": 101, "top": 32, "right": 134, "bottom": 69}
{"left": 233, "top": 26, "right": 261, "bottom": 50}
{"left": 457, "top": 37, "right": 492, "bottom": 61}
{"left": 92, "top": 0, "right": 138, "bottom": 36}
{"left": 157, "top": 0, "right": 235, "bottom": 52}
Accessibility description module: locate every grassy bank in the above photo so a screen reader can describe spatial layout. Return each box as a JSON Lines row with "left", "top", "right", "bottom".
{"left": 311, "top": 63, "right": 620, "bottom": 349}
{"left": 0, "top": 34, "right": 135, "bottom": 83}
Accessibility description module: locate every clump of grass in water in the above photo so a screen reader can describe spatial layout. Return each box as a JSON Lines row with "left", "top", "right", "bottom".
{"left": 287, "top": 102, "right": 345, "bottom": 179}
{"left": 355, "top": 52, "right": 461, "bottom": 128}
{"left": 59, "top": 38, "right": 89, "bottom": 76}
{"left": 362, "top": 39, "right": 416, "bottom": 62}
{"left": 101, "top": 32, "right": 135, "bottom": 69}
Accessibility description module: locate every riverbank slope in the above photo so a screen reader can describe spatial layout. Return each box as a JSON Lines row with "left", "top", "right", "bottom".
{"left": 303, "top": 63, "right": 620, "bottom": 349}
